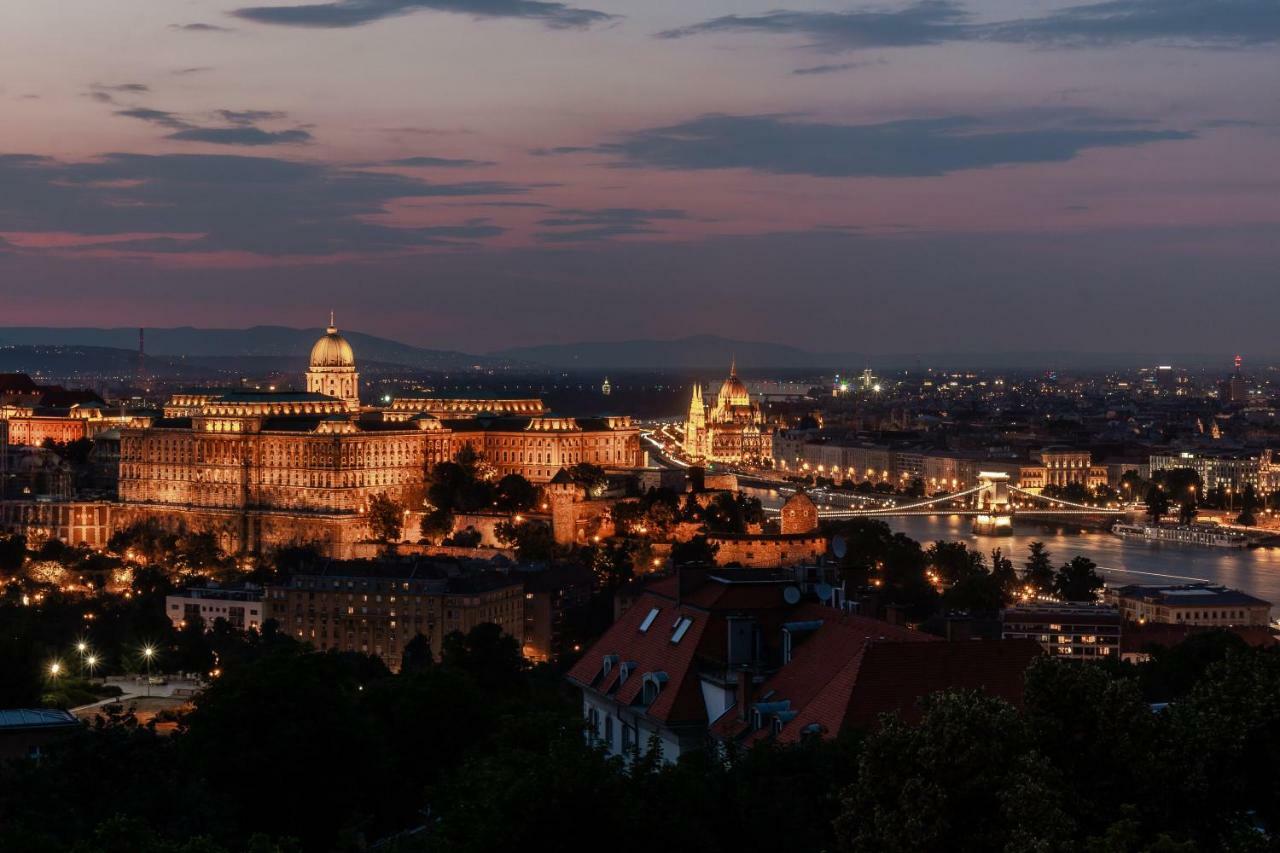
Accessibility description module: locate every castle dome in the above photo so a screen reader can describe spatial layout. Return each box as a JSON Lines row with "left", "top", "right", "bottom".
{"left": 310, "top": 314, "right": 355, "bottom": 369}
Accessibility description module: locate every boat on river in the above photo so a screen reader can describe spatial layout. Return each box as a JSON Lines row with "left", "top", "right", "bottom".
{"left": 1112, "top": 522, "right": 1251, "bottom": 549}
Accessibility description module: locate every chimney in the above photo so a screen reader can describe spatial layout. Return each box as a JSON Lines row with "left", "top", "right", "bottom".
{"left": 735, "top": 665, "right": 755, "bottom": 722}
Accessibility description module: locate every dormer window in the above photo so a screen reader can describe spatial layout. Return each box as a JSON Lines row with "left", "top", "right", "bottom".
{"left": 641, "top": 671, "right": 668, "bottom": 705}
{"left": 602, "top": 654, "right": 619, "bottom": 678}
{"left": 618, "top": 661, "right": 638, "bottom": 684}
{"left": 638, "top": 608, "right": 660, "bottom": 633}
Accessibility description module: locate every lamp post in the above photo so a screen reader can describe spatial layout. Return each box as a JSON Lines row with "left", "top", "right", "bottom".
{"left": 142, "top": 645, "right": 155, "bottom": 696}
{"left": 76, "top": 641, "right": 91, "bottom": 677}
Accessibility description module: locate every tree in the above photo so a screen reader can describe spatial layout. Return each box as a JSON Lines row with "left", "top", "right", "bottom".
{"left": 1145, "top": 485, "right": 1170, "bottom": 524}
{"left": 494, "top": 519, "right": 555, "bottom": 562}
{"left": 419, "top": 508, "right": 454, "bottom": 543}
{"left": 1153, "top": 468, "right": 1201, "bottom": 505}
{"left": 671, "top": 534, "right": 718, "bottom": 567}
{"left": 494, "top": 474, "right": 539, "bottom": 512}
{"left": 926, "top": 541, "right": 985, "bottom": 586}
{"left": 1022, "top": 658, "right": 1159, "bottom": 840}
{"left": 1023, "top": 541, "right": 1055, "bottom": 595}
{"left": 1054, "top": 556, "right": 1104, "bottom": 602}
{"left": 989, "top": 548, "right": 1018, "bottom": 601}
{"left": 1119, "top": 470, "right": 1145, "bottom": 499}
{"left": 0, "top": 534, "right": 25, "bottom": 574}
{"left": 1235, "top": 484, "right": 1259, "bottom": 527}
{"left": 835, "top": 691, "right": 1073, "bottom": 853}
{"left": 366, "top": 493, "right": 405, "bottom": 543}
{"left": 400, "top": 633, "right": 434, "bottom": 674}
{"left": 568, "top": 462, "right": 607, "bottom": 496}
{"left": 1177, "top": 498, "right": 1197, "bottom": 526}
{"left": 704, "top": 493, "right": 765, "bottom": 535}
{"left": 440, "top": 623, "right": 525, "bottom": 693}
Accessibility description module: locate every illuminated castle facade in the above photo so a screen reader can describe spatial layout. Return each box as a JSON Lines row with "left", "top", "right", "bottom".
{"left": 117, "top": 318, "right": 644, "bottom": 556}
{"left": 683, "top": 362, "right": 773, "bottom": 465}
{"left": 305, "top": 313, "right": 360, "bottom": 410}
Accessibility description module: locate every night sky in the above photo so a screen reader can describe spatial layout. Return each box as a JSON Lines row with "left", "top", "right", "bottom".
{"left": 2, "top": 1, "right": 1279, "bottom": 354}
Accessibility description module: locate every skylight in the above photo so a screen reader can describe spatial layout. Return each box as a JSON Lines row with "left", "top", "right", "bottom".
{"left": 671, "top": 617, "right": 693, "bottom": 644}
{"left": 639, "top": 608, "right": 660, "bottom": 633}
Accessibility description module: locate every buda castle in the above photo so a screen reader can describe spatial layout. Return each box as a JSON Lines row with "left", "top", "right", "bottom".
{"left": 118, "top": 318, "right": 643, "bottom": 557}
{"left": 682, "top": 361, "right": 773, "bottom": 465}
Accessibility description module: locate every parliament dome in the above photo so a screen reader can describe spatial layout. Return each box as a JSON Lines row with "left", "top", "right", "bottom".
{"left": 717, "top": 361, "right": 751, "bottom": 407}
{"left": 310, "top": 316, "right": 355, "bottom": 369}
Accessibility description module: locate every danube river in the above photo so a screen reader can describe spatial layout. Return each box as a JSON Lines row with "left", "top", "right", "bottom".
{"left": 747, "top": 487, "right": 1280, "bottom": 606}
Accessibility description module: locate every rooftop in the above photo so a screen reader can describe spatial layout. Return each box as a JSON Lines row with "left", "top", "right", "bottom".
{"left": 0, "top": 708, "right": 80, "bottom": 731}
{"left": 1111, "top": 583, "right": 1272, "bottom": 608}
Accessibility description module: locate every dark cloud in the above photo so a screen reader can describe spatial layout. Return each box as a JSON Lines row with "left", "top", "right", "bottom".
{"left": 115, "top": 107, "right": 190, "bottom": 130}
{"left": 983, "top": 0, "right": 1280, "bottom": 47}
{"left": 112, "top": 106, "right": 313, "bottom": 146}
{"left": 232, "top": 0, "right": 615, "bottom": 30}
{"left": 385, "top": 156, "right": 497, "bottom": 168}
{"left": 217, "top": 109, "right": 289, "bottom": 124}
{"left": 528, "top": 145, "right": 596, "bottom": 156}
{"left": 0, "top": 152, "right": 525, "bottom": 255}
{"left": 564, "top": 113, "right": 1192, "bottom": 178}
{"left": 85, "top": 83, "right": 151, "bottom": 105}
{"left": 662, "top": 0, "right": 1280, "bottom": 51}
{"left": 456, "top": 201, "right": 552, "bottom": 208}
{"left": 167, "top": 127, "right": 314, "bottom": 146}
{"left": 792, "top": 59, "right": 885, "bottom": 75}
{"left": 658, "top": 1, "right": 968, "bottom": 49}
{"left": 535, "top": 207, "right": 688, "bottom": 242}
{"left": 171, "top": 23, "right": 235, "bottom": 32}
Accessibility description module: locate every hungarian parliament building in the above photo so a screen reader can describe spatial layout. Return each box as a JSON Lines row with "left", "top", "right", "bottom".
{"left": 108, "top": 319, "right": 643, "bottom": 557}
{"left": 682, "top": 361, "right": 774, "bottom": 465}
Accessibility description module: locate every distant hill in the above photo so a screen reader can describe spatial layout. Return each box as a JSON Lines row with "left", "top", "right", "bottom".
{"left": 493, "top": 336, "right": 1234, "bottom": 371}
{"left": 494, "top": 335, "right": 858, "bottom": 371}
{"left": 0, "top": 326, "right": 510, "bottom": 372}
{"left": 0, "top": 345, "right": 213, "bottom": 381}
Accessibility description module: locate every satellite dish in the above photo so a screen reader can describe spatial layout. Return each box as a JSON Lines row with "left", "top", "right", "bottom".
{"left": 831, "top": 535, "right": 847, "bottom": 560}
{"left": 816, "top": 583, "right": 834, "bottom": 602}
{"left": 783, "top": 586, "right": 802, "bottom": 605}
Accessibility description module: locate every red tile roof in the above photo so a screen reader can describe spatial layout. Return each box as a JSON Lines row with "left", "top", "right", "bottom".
{"left": 1120, "top": 622, "right": 1278, "bottom": 653}
{"left": 566, "top": 572, "right": 811, "bottom": 727}
{"left": 713, "top": 616, "right": 1041, "bottom": 744}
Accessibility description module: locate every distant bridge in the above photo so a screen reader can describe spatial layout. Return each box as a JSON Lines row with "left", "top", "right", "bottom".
{"left": 768, "top": 472, "right": 1125, "bottom": 533}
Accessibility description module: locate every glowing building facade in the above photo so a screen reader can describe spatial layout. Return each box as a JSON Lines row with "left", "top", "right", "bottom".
{"left": 116, "top": 320, "right": 644, "bottom": 556}
{"left": 683, "top": 362, "right": 773, "bottom": 465}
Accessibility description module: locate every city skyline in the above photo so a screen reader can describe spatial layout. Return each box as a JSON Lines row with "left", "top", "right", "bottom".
{"left": 4, "top": 0, "right": 1280, "bottom": 350}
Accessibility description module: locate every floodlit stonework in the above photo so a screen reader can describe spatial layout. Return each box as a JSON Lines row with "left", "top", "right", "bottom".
{"left": 683, "top": 361, "right": 774, "bottom": 465}
{"left": 116, "top": 321, "right": 645, "bottom": 556}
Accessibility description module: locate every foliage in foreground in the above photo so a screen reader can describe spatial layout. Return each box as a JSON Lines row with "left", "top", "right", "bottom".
{"left": 2, "top": 628, "right": 1278, "bottom": 853}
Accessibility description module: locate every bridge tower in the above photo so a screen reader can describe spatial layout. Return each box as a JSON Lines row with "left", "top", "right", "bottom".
{"left": 973, "top": 471, "right": 1014, "bottom": 535}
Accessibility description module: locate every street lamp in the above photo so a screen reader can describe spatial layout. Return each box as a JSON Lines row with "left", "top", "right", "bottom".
{"left": 142, "top": 645, "right": 155, "bottom": 696}
{"left": 85, "top": 655, "right": 98, "bottom": 678}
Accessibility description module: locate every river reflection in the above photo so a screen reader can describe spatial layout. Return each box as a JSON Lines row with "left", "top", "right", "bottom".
{"left": 747, "top": 487, "right": 1280, "bottom": 605}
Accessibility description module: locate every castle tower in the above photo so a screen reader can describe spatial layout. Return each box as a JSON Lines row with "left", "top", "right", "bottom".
{"left": 780, "top": 489, "right": 818, "bottom": 535}
{"left": 547, "top": 468, "right": 584, "bottom": 546}
{"left": 306, "top": 312, "right": 360, "bottom": 411}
